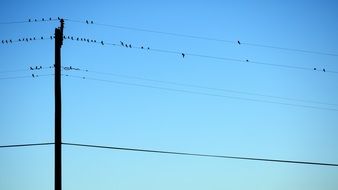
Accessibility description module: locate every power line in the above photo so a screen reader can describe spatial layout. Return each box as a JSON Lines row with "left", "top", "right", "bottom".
{"left": 0, "top": 74, "right": 54, "bottom": 80}
{"left": 62, "top": 142, "right": 338, "bottom": 167}
{"left": 63, "top": 36, "right": 335, "bottom": 74}
{"left": 66, "top": 18, "right": 338, "bottom": 57}
{"left": 1, "top": 36, "right": 55, "bottom": 45}
{"left": 0, "top": 17, "right": 60, "bottom": 25}
{"left": 0, "top": 142, "right": 54, "bottom": 149}
{"left": 62, "top": 74, "right": 338, "bottom": 112}
{"left": 64, "top": 67, "right": 338, "bottom": 107}
{"left": 0, "top": 66, "right": 54, "bottom": 75}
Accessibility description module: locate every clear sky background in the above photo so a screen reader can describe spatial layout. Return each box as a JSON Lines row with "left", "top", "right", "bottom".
{"left": 1, "top": 0, "right": 338, "bottom": 189}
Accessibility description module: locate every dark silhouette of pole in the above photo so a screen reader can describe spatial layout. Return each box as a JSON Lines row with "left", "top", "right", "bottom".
{"left": 55, "top": 19, "right": 64, "bottom": 190}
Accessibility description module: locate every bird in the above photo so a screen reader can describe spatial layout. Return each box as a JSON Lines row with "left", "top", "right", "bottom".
{"left": 71, "top": 37, "right": 73, "bottom": 40}
{"left": 30, "top": 67, "right": 33, "bottom": 70}
{"left": 314, "top": 68, "right": 317, "bottom": 70}
{"left": 91, "top": 21, "right": 93, "bottom": 24}
{"left": 129, "top": 44, "right": 132, "bottom": 48}
{"left": 182, "top": 53, "right": 185, "bottom": 58}
{"left": 86, "top": 20, "right": 89, "bottom": 24}
{"left": 323, "top": 68, "right": 326, "bottom": 72}
{"left": 147, "top": 47, "right": 150, "bottom": 50}
{"left": 19, "top": 39, "right": 21, "bottom": 42}
{"left": 50, "top": 36, "right": 53, "bottom": 39}
{"left": 42, "top": 18, "right": 44, "bottom": 21}
{"left": 9, "top": 40, "right": 12, "bottom": 43}
{"left": 1, "top": 40, "right": 4, "bottom": 44}
{"left": 35, "top": 66, "right": 38, "bottom": 69}
{"left": 5, "top": 40, "right": 8, "bottom": 43}
{"left": 32, "top": 74, "right": 35, "bottom": 78}
{"left": 246, "top": 59, "right": 249, "bottom": 62}
{"left": 29, "top": 19, "right": 31, "bottom": 22}
{"left": 58, "top": 17, "right": 60, "bottom": 20}
{"left": 33, "top": 37, "right": 36, "bottom": 40}
{"left": 120, "top": 41, "right": 124, "bottom": 46}
{"left": 34, "top": 19, "right": 37, "bottom": 22}
{"left": 141, "top": 46, "right": 144, "bottom": 49}
{"left": 29, "top": 38, "right": 32, "bottom": 41}
{"left": 94, "top": 40, "right": 97, "bottom": 43}
{"left": 101, "top": 41, "right": 104, "bottom": 45}
{"left": 41, "top": 37, "right": 44, "bottom": 40}
{"left": 49, "top": 18, "right": 52, "bottom": 21}
{"left": 237, "top": 40, "right": 241, "bottom": 45}
{"left": 125, "top": 44, "right": 128, "bottom": 48}
{"left": 76, "top": 38, "right": 79, "bottom": 41}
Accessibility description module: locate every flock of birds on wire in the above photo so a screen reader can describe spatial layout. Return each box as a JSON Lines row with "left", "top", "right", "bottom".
{"left": 0, "top": 17, "right": 330, "bottom": 73}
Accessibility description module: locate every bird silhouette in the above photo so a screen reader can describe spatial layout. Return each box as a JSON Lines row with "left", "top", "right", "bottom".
{"left": 5, "top": 40, "right": 8, "bottom": 43}
{"left": 91, "top": 21, "right": 93, "bottom": 24}
{"left": 30, "top": 67, "right": 33, "bottom": 70}
{"left": 49, "top": 18, "right": 52, "bottom": 21}
{"left": 314, "top": 68, "right": 317, "bottom": 70}
{"left": 86, "top": 20, "right": 89, "bottom": 24}
{"left": 34, "top": 19, "right": 37, "bottom": 22}
{"left": 42, "top": 18, "right": 45, "bottom": 21}
{"left": 1, "top": 40, "right": 4, "bottom": 43}
{"left": 323, "top": 69, "right": 326, "bottom": 72}
{"left": 147, "top": 47, "right": 150, "bottom": 50}
{"left": 129, "top": 44, "right": 132, "bottom": 48}
{"left": 237, "top": 40, "right": 241, "bottom": 45}
{"left": 29, "top": 19, "right": 31, "bottom": 22}
{"left": 141, "top": 46, "right": 144, "bottom": 49}
{"left": 19, "top": 39, "right": 21, "bottom": 42}
{"left": 33, "top": 37, "right": 36, "bottom": 40}
{"left": 120, "top": 41, "right": 124, "bottom": 46}
{"left": 101, "top": 41, "right": 104, "bottom": 45}
{"left": 58, "top": 17, "right": 60, "bottom": 20}
{"left": 182, "top": 53, "right": 185, "bottom": 58}
{"left": 76, "top": 38, "right": 79, "bottom": 41}
{"left": 125, "top": 44, "right": 128, "bottom": 48}
{"left": 246, "top": 59, "right": 249, "bottom": 62}
{"left": 9, "top": 40, "right": 12, "bottom": 43}
{"left": 71, "top": 37, "right": 73, "bottom": 40}
{"left": 41, "top": 37, "right": 44, "bottom": 40}
{"left": 32, "top": 74, "right": 35, "bottom": 78}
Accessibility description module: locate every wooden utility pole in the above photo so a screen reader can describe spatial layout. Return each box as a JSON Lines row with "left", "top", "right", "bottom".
{"left": 55, "top": 19, "right": 64, "bottom": 190}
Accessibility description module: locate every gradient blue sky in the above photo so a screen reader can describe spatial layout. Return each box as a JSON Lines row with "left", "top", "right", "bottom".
{"left": 1, "top": 0, "right": 338, "bottom": 190}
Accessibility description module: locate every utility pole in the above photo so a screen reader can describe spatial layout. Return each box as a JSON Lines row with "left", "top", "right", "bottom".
{"left": 55, "top": 19, "right": 64, "bottom": 190}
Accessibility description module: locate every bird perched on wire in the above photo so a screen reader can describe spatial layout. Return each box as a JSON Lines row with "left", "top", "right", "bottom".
{"left": 182, "top": 53, "right": 185, "bottom": 58}
{"left": 86, "top": 20, "right": 89, "bottom": 24}
{"left": 323, "top": 68, "right": 326, "bottom": 72}
{"left": 30, "top": 67, "right": 34, "bottom": 70}
{"left": 129, "top": 44, "right": 132, "bottom": 48}
{"left": 120, "top": 41, "right": 124, "bottom": 46}
{"left": 237, "top": 40, "right": 241, "bottom": 45}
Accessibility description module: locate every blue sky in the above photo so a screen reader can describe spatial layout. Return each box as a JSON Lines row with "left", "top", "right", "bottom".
{"left": 1, "top": 0, "right": 338, "bottom": 189}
